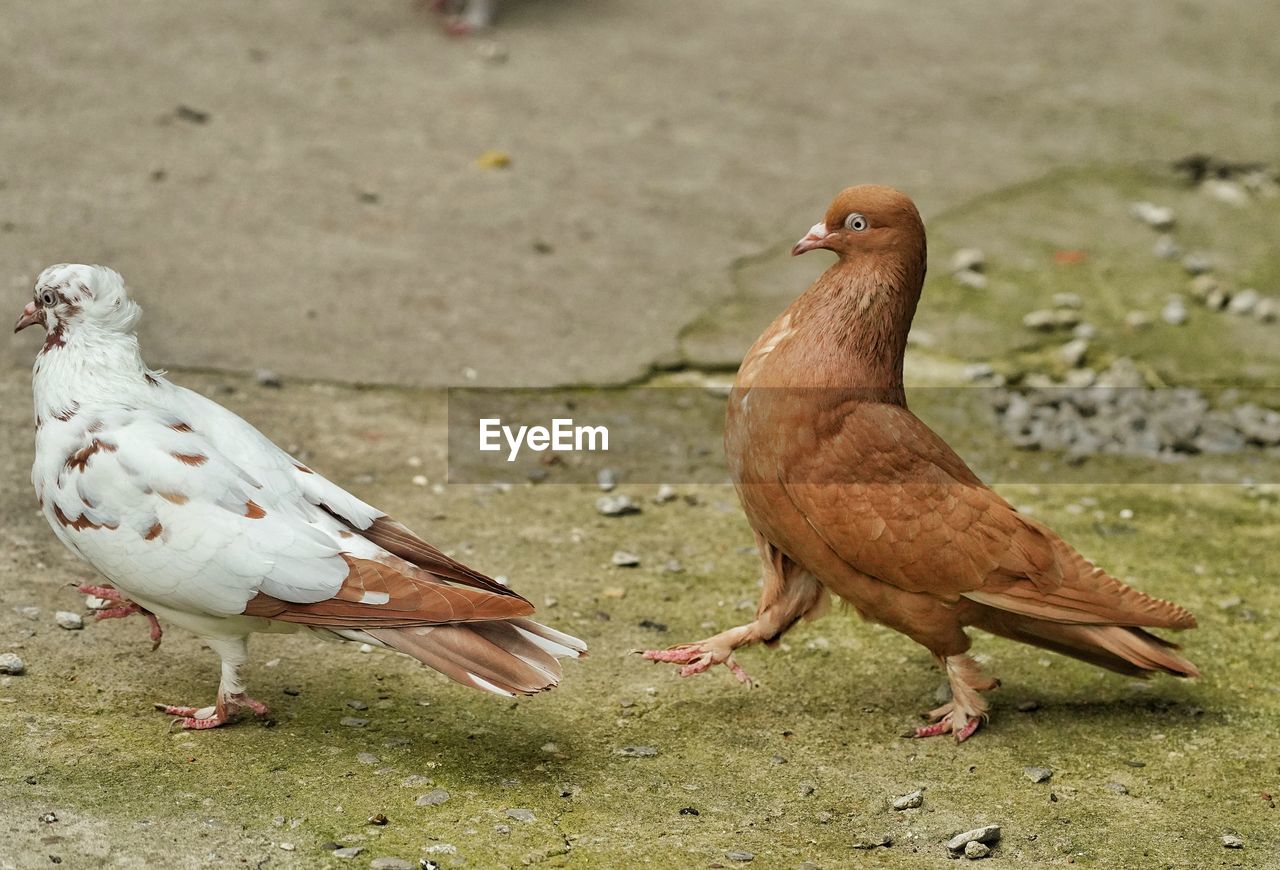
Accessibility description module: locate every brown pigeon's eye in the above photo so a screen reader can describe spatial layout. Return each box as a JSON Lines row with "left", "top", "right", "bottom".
{"left": 39, "top": 290, "right": 57, "bottom": 307}
{"left": 844, "top": 213, "right": 869, "bottom": 232}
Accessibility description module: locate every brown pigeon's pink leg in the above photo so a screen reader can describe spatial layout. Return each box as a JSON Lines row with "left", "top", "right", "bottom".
{"left": 78, "top": 583, "right": 164, "bottom": 649}
{"left": 644, "top": 549, "right": 828, "bottom": 685}
{"left": 913, "top": 654, "right": 1000, "bottom": 743}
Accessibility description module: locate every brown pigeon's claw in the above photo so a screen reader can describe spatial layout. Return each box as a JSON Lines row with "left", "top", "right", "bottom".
{"left": 642, "top": 630, "right": 756, "bottom": 685}
{"left": 912, "top": 655, "right": 997, "bottom": 743}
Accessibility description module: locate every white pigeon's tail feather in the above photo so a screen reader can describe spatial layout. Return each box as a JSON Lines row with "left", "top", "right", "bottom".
{"left": 366, "top": 618, "right": 586, "bottom": 696}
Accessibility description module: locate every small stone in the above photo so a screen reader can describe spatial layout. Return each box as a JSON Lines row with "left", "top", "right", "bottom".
{"left": 1024, "top": 766, "right": 1052, "bottom": 783}
{"left": 725, "top": 850, "right": 755, "bottom": 862}
{"left": 1023, "top": 309, "right": 1081, "bottom": 331}
{"left": 254, "top": 369, "right": 282, "bottom": 388}
{"left": 947, "top": 825, "right": 1002, "bottom": 854}
{"left": 1104, "top": 782, "right": 1128, "bottom": 795}
{"left": 278, "top": 842, "right": 295, "bottom": 851}
{"left": 1129, "top": 201, "right": 1175, "bottom": 230}
{"left": 596, "top": 468, "right": 617, "bottom": 492}
{"left": 596, "top": 495, "right": 641, "bottom": 517}
{"left": 799, "top": 782, "right": 817, "bottom": 796}
{"left": 602, "top": 587, "right": 627, "bottom": 599}
{"left": 1182, "top": 252, "right": 1213, "bottom": 275}
{"left": 401, "top": 775, "right": 433, "bottom": 788}
{"left": 653, "top": 484, "right": 678, "bottom": 504}
{"left": 964, "top": 363, "right": 996, "bottom": 382}
{"left": 333, "top": 847, "right": 364, "bottom": 858}
{"left": 369, "top": 859, "right": 414, "bottom": 870}
{"left": 1187, "top": 274, "right": 1219, "bottom": 300}
{"left": 415, "top": 788, "right": 450, "bottom": 807}
{"left": 1072, "top": 321, "right": 1097, "bottom": 340}
{"left": 1203, "top": 179, "right": 1249, "bottom": 206}
{"left": 1051, "top": 292, "right": 1083, "bottom": 309}
{"left": 39, "top": 812, "right": 57, "bottom": 824}
{"left": 339, "top": 717, "right": 369, "bottom": 728}
{"left": 1017, "top": 700, "right": 1040, "bottom": 712}
{"left": 505, "top": 808, "right": 535, "bottom": 822}
{"left": 1123, "top": 310, "right": 1152, "bottom": 331}
{"left": 662, "top": 558, "right": 684, "bottom": 573}
{"left": 1161, "top": 297, "right": 1188, "bottom": 325}
{"left": 964, "top": 841, "right": 991, "bottom": 859}
{"left": 1204, "top": 287, "right": 1231, "bottom": 311}
{"left": 1153, "top": 234, "right": 1181, "bottom": 260}
{"left": 356, "top": 752, "right": 378, "bottom": 765}
{"left": 345, "top": 699, "right": 368, "bottom": 710}
{"left": 494, "top": 824, "right": 511, "bottom": 834}
{"left": 892, "top": 789, "right": 923, "bottom": 810}
{"left": 0, "top": 653, "right": 25, "bottom": 675}
{"left": 1255, "top": 297, "right": 1278, "bottom": 322}
{"left": 411, "top": 474, "right": 428, "bottom": 487}
{"left": 951, "top": 248, "right": 986, "bottom": 273}
{"left": 54, "top": 611, "right": 83, "bottom": 630}
{"left": 85, "top": 595, "right": 110, "bottom": 610}
{"left": 17, "top": 606, "right": 40, "bottom": 620}
{"left": 1221, "top": 833, "right": 1245, "bottom": 849}
{"left": 851, "top": 835, "right": 892, "bottom": 850}
{"left": 769, "top": 755, "right": 787, "bottom": 765}
{"left": 1227, "top": 288, "right": 1259, "bottom": 315}
{"left": 615, "top": 745, "right": 659, "bottom": 758}
{"left": 955, "top": 269, "right": 988, "bottom": 289}
{"left": 610, "top": 550, "right": 640, "bottom": 568}
{"left": 1056, "top": 338, "right": 1089, "bottom": 368}
{"left": 679, "top": 806, "right": 699, "bottom": 816}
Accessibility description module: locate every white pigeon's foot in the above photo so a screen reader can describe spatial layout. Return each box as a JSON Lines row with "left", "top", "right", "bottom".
{"left": 78, "top": 584, "right": 164, "bottom": 650}
{"left": 155, "top": 693, "right": 269, "bottom": 730}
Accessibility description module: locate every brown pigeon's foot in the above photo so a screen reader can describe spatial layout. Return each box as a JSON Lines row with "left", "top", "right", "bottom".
{"left": 913, "top": 654, "right": 999, "bottom": 743}
{"left": 642, "top": 625, "right": 756, "bottom": 684}
{"left": 78, "top": 584, "right": 163, "bottom": 650}
{"left": 155, "top": 693, "right": 268, "bottom": 730}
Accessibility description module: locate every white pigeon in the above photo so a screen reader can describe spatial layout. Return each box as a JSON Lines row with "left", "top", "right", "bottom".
{"left": 16, "top": 264, "right": 585, "bottom": 729}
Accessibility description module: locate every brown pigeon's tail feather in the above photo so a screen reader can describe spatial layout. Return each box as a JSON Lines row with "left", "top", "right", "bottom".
{"left": 366, "top": 619, "right": 586, "bottom": 696}
{"left": 977, "top": 613, "right": 1199, "bottom": 678}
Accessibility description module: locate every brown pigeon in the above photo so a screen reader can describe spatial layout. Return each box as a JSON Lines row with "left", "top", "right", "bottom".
{"left": 645, "top": 185, "right": 1197, "bottom": 741}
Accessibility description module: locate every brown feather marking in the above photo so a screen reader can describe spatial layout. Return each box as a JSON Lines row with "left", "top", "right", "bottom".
{"left": 293, "top": 463, "right": 314, "bottom": 474}
{"left": 145, "top": 373, "right": 160, "bottom": 387}
{"left": 172, "top": 452, "right": 208, "bottom": 466}
{"left": 242, "top": 553, "right": 533, "bottom": 626}
{"left": 158, "top": 491, "right": 189, "bottom": 505}
{"left": 144, "top": 522, "right": 163, "bottom": 540}
{"left": 169, "top": 422, "right": 194, "bottom": 433}
{"left": 53, "top": 503, "right": 117, "bottom": 532}
{"left": 52, "top": 403, "right": 80, "bottom": 423}
{"left": 244, "top": 500, "right": 266, "bottom": 518}
{"left": 66, "top": 438, "right": 119, "bottom": 472}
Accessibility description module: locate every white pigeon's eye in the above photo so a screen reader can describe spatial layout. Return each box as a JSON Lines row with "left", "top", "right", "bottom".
{"left": 844, "top": 213, "right": 869, "bottom": 232}
{"left": 39, "top": 290, "right": 57, "bottom": 307}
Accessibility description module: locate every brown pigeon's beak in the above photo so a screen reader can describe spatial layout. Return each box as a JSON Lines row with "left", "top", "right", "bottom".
{"left": 14, "top": 301, "right": 42, "bottom": 333}
{"left": 791, "top": 222, "right": 831, "bottom": 256}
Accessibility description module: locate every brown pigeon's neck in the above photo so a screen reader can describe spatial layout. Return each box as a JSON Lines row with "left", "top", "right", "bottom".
{"left": 803, "top": 256, "right": 923, "bottom": 395}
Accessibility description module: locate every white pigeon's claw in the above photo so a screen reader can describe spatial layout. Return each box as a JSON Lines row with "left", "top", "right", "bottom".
{"left": 24, "top": 264, "right": 585, "bottom": 728}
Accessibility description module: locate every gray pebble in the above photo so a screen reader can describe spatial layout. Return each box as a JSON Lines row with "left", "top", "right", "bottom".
{"left": 1022, "top": 309, "right": 1080, "bottom": 331}
{"left": 345, "top": 699, "right": 368, "bottom": 710}
{"left": 1056, "top": 338, "right": 1089, "bottom": 368}
{"left": 1204, "top": 287, "right": 1231, "bottom": 311}
{"left": 0, "top": 653, "right": 25, "bottom": 675}
{"left": 725, "top": 850, "right": 755, "bottom": 862}
{"left": 615, "top": 745, "right": 659, "bottom": 758}
{"left": 892, "top": 789, "right": 923, "bottom": 810}
{"left": 653, "top": 484, "right": 678, "bottom": 504}
{"left": 1104, "top": 782, "right": 1128, "bottom": 795}
{"left": 1123, "top": 310, "right": 1153, "bottom": 331}
{"left": 951, "top": 248, "right": 986, "bottom": 273}
{"left": 1204, "top": 179, "right": 1249, "bottom": 206}
{"left": 1187, "top": 274, "right": 1219, "bottom": 300}
{"left": 356, "top": 752, "right": 378, "bottom": 765}
{"left": 54, "top": 611, "right": 84, "bottom": 630}
{"left": 505, "top": 808, "right": 536, "bottom": 822}
{"left": 339, "top": 717, "right": 369, "bottom": 728}
{"left": 369, "top": 859, "right": 414, "bottom": 870}
{"left": 1024, "top": 766, "right": 1052, "bottom": 783}
{"left": 595, "top": 495, "right": 641, "bottom": 517}
{"left": 17, "top": 606, "right": 40, "bottom": 621}
{"left": 947, "top": 825, "right": 1002, "bottom": 854}
{"left": 1228, "top": 288, "right": 1260, "bottom": 315}
{"left": 254, "top": 369, "right": 283, "bottom": 388}
{"left": 955, "top": 270, "right": 988, "bottom": 290}
{"left": 1221, "top": 833, "right": 1244, "bottom": 849}
{"left": 1153, "top": 234, "right": 1181, "bottom": 259}
{"left": 1182, "top": 252, "right": 1213, "bottom": 275}
{"left": 611, "top": 550, "right": 641, "bottom": 567}
{"left": 1129, "top": 201, "right": 1175, "bottom": 230}
{"left": 662, "top": 558, "right": 684, "bottom": 573}
{"left": 964, "top": 841, "right": 991, "bottom": 859}
{"left": 799, "top": 782, "right": 816, "bottom": 796}
{"left": 415, "top": 788, "right": 450, "bottom": 807}
{"left": 851, "top": 835, "right": 892, "bottom": 850}
{"left": 1161, "top": 297, "right": 1188, "bottom": 325}
{"left": 333, "top": 847, "right": 364, "bottom": 858}
{"left": 494, "top": 824, "right": 511, "bottom": 834}
{"left": 1051, "top": 292, "right": 1083, "bottom": 309}
{"left": 1255, "top": 297, "right": 1278, "bottom": 322}
{"left": 400, "top": 774, "right": 433, "bottom": 788}
{"left": 596, "top": 468, "right": 617, "bottom": 492}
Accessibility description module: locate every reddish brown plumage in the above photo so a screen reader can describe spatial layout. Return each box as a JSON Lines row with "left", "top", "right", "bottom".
{"left": 650, "top": 184, "right": 1197, "bottom": 741}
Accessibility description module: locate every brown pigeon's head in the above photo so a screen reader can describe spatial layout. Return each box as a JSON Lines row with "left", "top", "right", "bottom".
{"left": 791, "top": 185, "right": 926, "bottom": 263}
{"left": 15, "top": 264, "right": 141, "bottom": 344}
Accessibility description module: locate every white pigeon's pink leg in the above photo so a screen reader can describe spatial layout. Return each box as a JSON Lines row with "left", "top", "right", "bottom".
{"left": 77, "top": 583, "right": 164, "bottom": 649}
{"left": 155, "top": 637, "right": 267, "bottom": 729}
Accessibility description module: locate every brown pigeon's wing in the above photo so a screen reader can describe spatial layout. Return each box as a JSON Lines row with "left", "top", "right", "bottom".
{"left": 777, "top": 402, "right": 1064, "bottom": 599}
{"left": 243, "top": 553, "right": 534, "bottom": 628}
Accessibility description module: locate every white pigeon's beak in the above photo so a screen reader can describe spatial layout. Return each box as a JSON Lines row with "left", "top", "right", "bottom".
{"left": 791, "top": 222, "right": 831, "bottom": 256}
{"left": 14, "top": 301, "right": 42, "bottom": 334}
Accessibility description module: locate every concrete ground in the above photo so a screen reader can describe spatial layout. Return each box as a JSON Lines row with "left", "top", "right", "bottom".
{"left": 1, "top": 2, "right": 1279, "bottom": 868}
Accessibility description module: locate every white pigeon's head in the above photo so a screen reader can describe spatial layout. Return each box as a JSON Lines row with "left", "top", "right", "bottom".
{"left": 14, "top": 264, "right": 142, "bottom": 346}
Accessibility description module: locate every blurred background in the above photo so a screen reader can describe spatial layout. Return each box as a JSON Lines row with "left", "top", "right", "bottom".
{"left": 2, "top": 2, "right": 1278, "bottom": 867}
